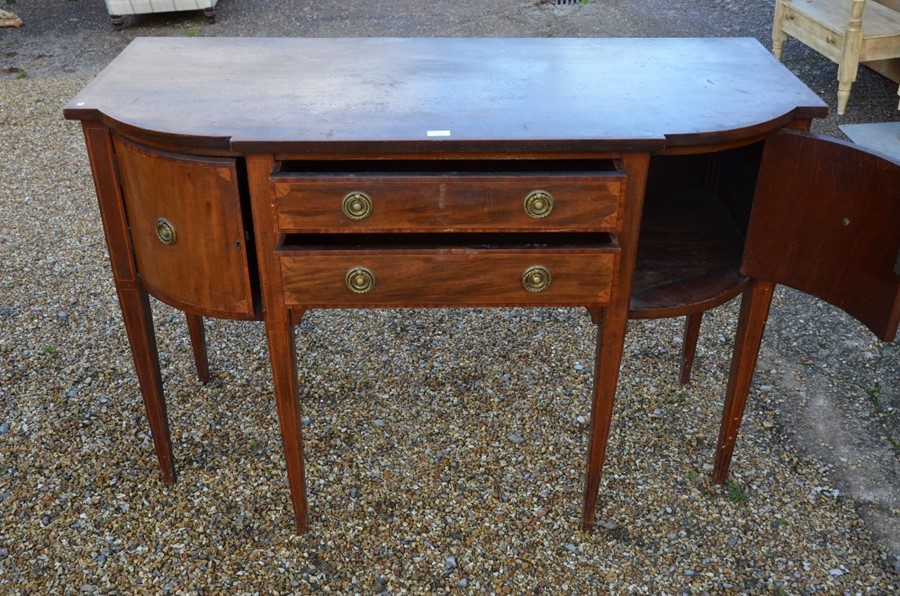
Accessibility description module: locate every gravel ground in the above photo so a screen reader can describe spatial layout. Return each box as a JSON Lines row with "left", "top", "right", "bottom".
{"left": 1, "top": 0, "right": 899, "bottom": 592}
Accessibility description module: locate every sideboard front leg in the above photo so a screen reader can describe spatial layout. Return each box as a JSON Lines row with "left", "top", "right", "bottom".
{"left": 81, "top": 122, "right": 176, "bottom": 485}
{"left": 246, "top": 154, "right": 309, "bottom": 532}
{"left": 581, "top": 307, "right": 628, "bottom": 530}
{"left": 266, "top": 314, "right": 309, "bottom": 531}
{"left": 713, "top": 279, "right": 775, "bottom": 484}
{"left": 582, "top": 152, "right": 649, "bottom": 531}
{"left": 119, "top": 287, "right": 176, "bottom": 485}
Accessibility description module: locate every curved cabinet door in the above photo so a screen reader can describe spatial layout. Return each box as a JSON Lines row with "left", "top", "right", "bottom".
{"left": 742, "top": 130, "right": 900, "bottom": 341}
{"left": 114, "top": 136, "right": 256, "bottom": 318}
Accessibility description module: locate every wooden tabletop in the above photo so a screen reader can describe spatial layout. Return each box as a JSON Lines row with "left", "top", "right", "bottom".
{"left": 64, "top": 37, "right": 827, "bottom": 154}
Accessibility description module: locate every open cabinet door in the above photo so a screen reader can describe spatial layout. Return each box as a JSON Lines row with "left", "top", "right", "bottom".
{"left": 742, "top": 129, "right": 900, "bottom": 342}
{"left": 713, "top": 130, "right": 899, "bottom": 485}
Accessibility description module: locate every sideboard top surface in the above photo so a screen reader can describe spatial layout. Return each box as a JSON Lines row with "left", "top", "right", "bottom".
{"left": 64, "top": 37, "right": 828, "bottom": 154}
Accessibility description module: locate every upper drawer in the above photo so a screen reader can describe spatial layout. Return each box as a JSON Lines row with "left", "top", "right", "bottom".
{"left": 271, "top": 159, "right": 625, "bottom": 233}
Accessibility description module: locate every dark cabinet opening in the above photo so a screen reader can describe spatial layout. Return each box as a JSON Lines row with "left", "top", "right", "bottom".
{"left": 632, "top": 143, "right": 764, "bottom": 319}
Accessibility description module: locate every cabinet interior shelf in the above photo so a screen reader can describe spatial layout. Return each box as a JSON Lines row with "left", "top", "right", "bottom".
{"left": 630, "top": 190, "right": 749, "bottom": 319}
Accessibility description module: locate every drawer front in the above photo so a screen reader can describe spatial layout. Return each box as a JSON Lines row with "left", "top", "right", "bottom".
{"left": 114, "top": 137, "right": 255, "bottom": 317}
{"left": 273, "top": 174, "right": 624, "bottom": 233}
{"left": 280, "top": 248, "right": 618, "bottom": 308}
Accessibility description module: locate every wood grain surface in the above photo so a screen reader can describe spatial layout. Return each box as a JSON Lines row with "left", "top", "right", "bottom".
{"left": 64, "top": 38, "right": 827, "bottom": 154}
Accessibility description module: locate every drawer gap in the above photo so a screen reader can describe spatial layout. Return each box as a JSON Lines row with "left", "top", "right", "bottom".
{"left": 273, "top": 159, "right": 620, "bottom": 176}
{"left": 280, "top": 232, "right": 614, "bottom": 251}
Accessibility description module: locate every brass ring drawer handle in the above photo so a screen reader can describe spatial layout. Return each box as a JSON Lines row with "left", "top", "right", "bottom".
{"left": 155, "top": 218, "right": 177, "bottom": 245}
{"left": 342, "top": 191, "right": 373, "bottom": 220}
{"left": 522, "top": 265, "right": 552, "bottom": 293}
{"left": 345, "top": 267, "right": 376, "bottom": 294}
{"left": 524, "top": 190, "right": 553, "bottom": 219}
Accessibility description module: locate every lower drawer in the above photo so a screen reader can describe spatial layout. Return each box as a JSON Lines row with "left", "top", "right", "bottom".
{"left": 279, "top": 242, "right": 618, "bottom": 308}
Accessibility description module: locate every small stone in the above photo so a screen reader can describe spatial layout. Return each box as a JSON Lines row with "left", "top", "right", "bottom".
{"left": 563, "top": 542, "right": 582, "bottom": 556}
{"left": 99, "top": 396, "right": 109, "bottom": 405}
{"left": 373, "top": 576, "right": 387, "bottom": 592}
{"left": 829, "top": 568, "right": 845, "bottom": 576}
{"left": 56, "top": 311, "right": 68, "bottom": 320}
{"left": 0, "top": 423, "right": 8, "bottom": 435}
{"left": 576, "top": 415, "right": 586, "bottom": 425}
{"left": 0, "top": 547, "right": 8, "bottom": 560}
{"left": 373, "top": 419, "right": 386, "bottom": 427}
{"left": 684, "top": 569, "right": 697, "bottom": 577}
{"left": 599, "top": 519, "right": 618, "bottom": 531}
{"left": 66, "top": 389, "right": 77, "bottom": 398}
{"left": 443, "top": 555, "right": 457, "bottom": 573}
{"left": 727, "top": 536, "right": 738, "bottom": 546}
{"left": 458, "top": 579, "right": 468, "bottom": 588}
{"left": 574, "top": 363, "right": 585, "bottom": 371}
{"left": 507, "top": 432, "right": 525, "bottom": 445}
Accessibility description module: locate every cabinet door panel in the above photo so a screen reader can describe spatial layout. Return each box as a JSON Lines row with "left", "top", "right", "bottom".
{"left": 742, "top": 130, "right": 899, "bottom": 341}
{"left": 114, "top": 137, "right": 256, "bottom": 317}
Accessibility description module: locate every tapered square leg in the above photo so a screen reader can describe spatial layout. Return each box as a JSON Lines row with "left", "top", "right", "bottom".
{"left": 118, "top": 287, "right": 176, "bottom": 485}
{"left": 713, "top": 280, "right": 775, "bottom": 484}
{"left": 186, "top": 314, "right": 210, "bottom": 384}
{"left": 679, "top": 312, "right": 703, "bottom": 385}
{"left": 265, "top": 315, "right": 308, "bottom": 532}
{"left": 81, "top": 122, "right": 175, "bottom": 486}
{"left": 582, "top": 308, "right": 628, "bottom": 530}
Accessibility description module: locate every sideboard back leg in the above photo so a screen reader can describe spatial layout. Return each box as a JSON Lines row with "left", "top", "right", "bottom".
{"left": 186, "top": 314, "right": 210, "bottom": 384}
{"left": 679, "top": 312, "right": 704, "bottom": 385}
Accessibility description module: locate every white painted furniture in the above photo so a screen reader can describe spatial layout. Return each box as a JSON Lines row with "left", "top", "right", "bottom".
{"left": 773, "top": 0, "right": 900, "bottom": 113}
{"left": 104, "top": 0, "right": 219, "bottom": 30}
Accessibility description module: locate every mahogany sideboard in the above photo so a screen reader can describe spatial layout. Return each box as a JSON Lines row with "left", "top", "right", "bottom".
{"left": 64, "top": 37, "right": 900, "bottom": 532}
